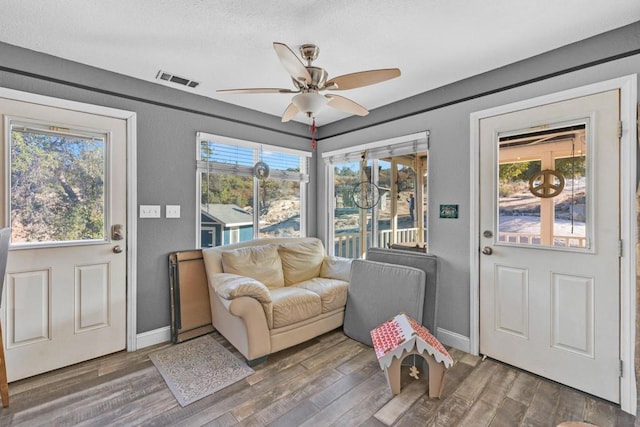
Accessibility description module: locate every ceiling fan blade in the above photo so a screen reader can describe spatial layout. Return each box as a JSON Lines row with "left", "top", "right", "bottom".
{"left": 326, "top": 68, "right": 401, "bottom": 90}
{"left": 273, "top": 42, "right": 312, "bottom": 85}
{"left": 217, "top": 88, "right": 298, "bottom": 94}
{"left": 281, "top": 103, "right": 300, "bottom": 122}
{"left": 326, "top": 94, "right": 369, "bottom": 116}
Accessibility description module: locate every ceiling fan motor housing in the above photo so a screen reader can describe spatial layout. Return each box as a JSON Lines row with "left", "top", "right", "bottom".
{"left": 293, "top": 66, "right": 328, "bottom": 89}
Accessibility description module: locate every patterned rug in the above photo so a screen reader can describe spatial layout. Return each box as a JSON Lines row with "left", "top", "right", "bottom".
{"left": 149, "top": 335, "right": 254, "bottom": 406}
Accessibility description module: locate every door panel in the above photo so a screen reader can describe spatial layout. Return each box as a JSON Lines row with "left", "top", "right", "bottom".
{"left": 76, "top": 263, "right": 110, "bottom": 331}
{"left": 0, "top": 97, "right": 127, "bottom": 381}
{"left": 494, "top": 265, "right": 529, "bottom": 338}
{"left": 7, "top": 270, "right": 50, "bottom": 346}
{"left": 551, "top": 273, "right": 594, "bottom": 357}
{"left": 479, "top": 90, "right": 620, "bottom": 402}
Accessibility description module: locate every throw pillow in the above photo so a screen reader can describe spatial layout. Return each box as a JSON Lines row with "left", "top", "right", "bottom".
{"left": 221, "top": 244, "right": 285, "bottom": 288}
{"left": 278, "top": 240, "right": 325, "bottom": 286}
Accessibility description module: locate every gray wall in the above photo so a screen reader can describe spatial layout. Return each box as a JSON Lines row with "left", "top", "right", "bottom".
{"left": 0, "top": 42, "right": 314, "bottom": 333}
{"left": 317, "top": 22, "right": 640, "bottom": 339}
{"left": 0, "top": 21, "right": 638, "bottom": 338}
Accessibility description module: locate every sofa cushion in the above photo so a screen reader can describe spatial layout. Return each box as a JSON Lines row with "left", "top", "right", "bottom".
{"left": 278, "top": 240, "right": 325, "bottom": 286}
{"left": 296, "top": 278, "right": 349, "bottom": 313}
{"left": 221, "top": 244, "right": 285, "bottom": 289}
{"left": 320, "top": 256, "right": 353, "bottom": 281}
{"left": 270, "top": 287, "right": 322, "bottom": 328}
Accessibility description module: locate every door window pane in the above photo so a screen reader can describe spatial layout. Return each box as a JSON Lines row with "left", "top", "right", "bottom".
{"left": 498, "top": 124, "right": 588, "bottom": 249}
{"left": 498, "top": 159, "right": 542, "bottom": 244}
{"left": 553, "top": 155, "right": 587, "bottom": 247}
{"left": 10, "top": 124, "right": 106, "bottom": 245}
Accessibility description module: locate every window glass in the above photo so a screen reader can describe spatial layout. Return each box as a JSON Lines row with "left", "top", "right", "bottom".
{"left": 497, "top": 124, "right": 588, "bottom": 249}
{"left": 200, "top": 172, "right": 254, "bottom": 247}
{"left": 333, "top": 161, "right": 361, "bottom": 258}
{"left": 330, "top": 153, "right": 426, "bottom": 259}
{"left": 258, "top": 179, "right": 301, "bottom": 238}
{"left": 197, "top": 133, "right": 308, "bottom": 248}
{"left": 10, "top": 124, "right": 106, "bottom": 245}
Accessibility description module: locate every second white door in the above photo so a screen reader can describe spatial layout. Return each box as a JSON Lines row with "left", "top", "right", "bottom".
{"left": 479, "top": 90, "right": 620, "bottom": 402}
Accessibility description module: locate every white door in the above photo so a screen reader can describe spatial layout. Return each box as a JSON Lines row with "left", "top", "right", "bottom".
{"left": 479, "top": 90, "right": 620, "bottom": 402}
{"left": 0, "top": 97, "right": 127, "bottom": 381}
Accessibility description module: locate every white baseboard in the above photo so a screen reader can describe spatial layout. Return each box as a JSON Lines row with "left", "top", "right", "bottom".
{"left": 135, "top": 326, "right": 171, "bottom": 350}
{"left": 436, "top": 327, "right": 471, "bottom": 353}
{"left": 134, "top": 325, "right": 470, "bottom": 354}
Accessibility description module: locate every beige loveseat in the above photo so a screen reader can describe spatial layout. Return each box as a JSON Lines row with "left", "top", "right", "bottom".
{"left": 202, "top": 237, "right": 352, "bottom": 365}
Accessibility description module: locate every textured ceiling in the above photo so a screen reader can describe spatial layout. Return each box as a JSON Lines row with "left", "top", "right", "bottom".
{"left": 1, "top": 1, "right": 639, "bottom": 126}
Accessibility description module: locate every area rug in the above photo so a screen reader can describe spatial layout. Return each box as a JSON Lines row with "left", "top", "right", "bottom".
{"left": 149, "top": 335, "right": 254, "bottom": 406}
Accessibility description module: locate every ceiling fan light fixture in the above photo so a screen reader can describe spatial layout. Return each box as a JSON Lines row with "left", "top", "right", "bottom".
{"left": 292, "top": 92, "right": 328, "bottom": 116}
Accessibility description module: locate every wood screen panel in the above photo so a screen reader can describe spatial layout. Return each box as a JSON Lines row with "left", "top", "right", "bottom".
{"left": 169, "top": 250, "right": 214, "bottom": 343}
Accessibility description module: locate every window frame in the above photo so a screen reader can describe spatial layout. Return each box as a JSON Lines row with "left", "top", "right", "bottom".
{"left": 195, "top": 132, "right": 310, "bottom": 248}
{"left": 322, "top": 131, "right": 430, "bottom": 257}
{"left": 6, "top": 117, "right": 111, "bottom": 249}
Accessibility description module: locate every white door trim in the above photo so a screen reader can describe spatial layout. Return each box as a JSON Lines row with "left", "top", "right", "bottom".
{"left": 0, "top": 86, "right": 139, "bottom": 352}
{"left": 469, "top": 74, "right": 637, "bottom": 414}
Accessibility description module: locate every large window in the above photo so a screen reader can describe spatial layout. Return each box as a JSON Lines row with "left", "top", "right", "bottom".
{"left": 197, "top": 132, "right": 310, "bottom": 248}
{"left": 324, "top": 132, "right": 429, "bottom": 258}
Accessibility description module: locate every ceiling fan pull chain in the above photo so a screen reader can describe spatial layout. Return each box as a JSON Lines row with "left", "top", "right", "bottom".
{"left": 310, "top": 117, "right": 317, "bottom": 151}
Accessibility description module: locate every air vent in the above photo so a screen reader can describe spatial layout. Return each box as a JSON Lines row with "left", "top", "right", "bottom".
{"left": 155, "top": 70, "right": 200, "bottom": 89}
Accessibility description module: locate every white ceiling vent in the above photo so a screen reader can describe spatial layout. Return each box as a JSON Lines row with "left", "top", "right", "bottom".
{"left": 155, "top": 70, "right": 200, "bottom": 88}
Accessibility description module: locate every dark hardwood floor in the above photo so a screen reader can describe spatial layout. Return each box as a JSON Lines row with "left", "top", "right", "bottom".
{"left": 0, "top": 329, "right": 634, "bottom": 426}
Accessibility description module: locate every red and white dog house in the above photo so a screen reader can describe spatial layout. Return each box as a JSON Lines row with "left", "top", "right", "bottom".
{"left": 371, "top": 313, "right": 453, "bottom": 397}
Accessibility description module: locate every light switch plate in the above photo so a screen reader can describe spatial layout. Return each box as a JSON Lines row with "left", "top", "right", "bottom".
{"left": 166, "top": 205, "right": 181, "bottom": 218}
{"left": 140, "top": 205, "right": 161, "bottom": 218}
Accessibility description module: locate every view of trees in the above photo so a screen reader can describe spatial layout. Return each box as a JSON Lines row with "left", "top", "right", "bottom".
{"left": 201, "top": 173, "right": 253, "bottom": 208}
{"left": 499, "top": 157, "right": 585, "bottom": 182}
{"left": 201, "top": 173, "right": 300, "bottom": 215}
{"left": 198, "top": 139, "right": 306, "bottom": 242}
{"left": 333, "top": 162, "right": 415, "bottom": 209}
{"left": 498, "top": 157, "right": 585, "bottom": 197}
{"left": 10, "top": 129, "right": 105, "bottom": 243}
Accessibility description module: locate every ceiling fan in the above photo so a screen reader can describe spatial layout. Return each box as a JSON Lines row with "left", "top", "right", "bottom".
{"left": 217, "top": 42, "right": 401, "bottom": 122}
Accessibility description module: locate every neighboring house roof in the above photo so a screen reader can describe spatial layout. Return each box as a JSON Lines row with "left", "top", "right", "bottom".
{"left": 201, "top": 204, "right": 253, "bottom": 227}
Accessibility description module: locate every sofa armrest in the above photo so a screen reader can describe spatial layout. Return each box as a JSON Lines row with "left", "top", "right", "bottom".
{"left": 211, "top": 273, "right": 272, "bottom": 304}
{"left": 320, "top": 256, "right": 353, "bottom": 281}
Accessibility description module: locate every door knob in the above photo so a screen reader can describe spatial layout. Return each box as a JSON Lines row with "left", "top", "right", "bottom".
{"left": 113, "top": 245, "right": 123, "bottom": 254}
{"left": 482, "top": 246, "right": 493, "bottom": 255}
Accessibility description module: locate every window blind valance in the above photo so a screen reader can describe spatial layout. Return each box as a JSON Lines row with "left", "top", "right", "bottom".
{"left": 196, "top": 132, "right": 309, "bottom": 183}
{"left": 196, "top": 160, "right": 309, "bottom": 182}
{"left": 322, "top": 131, "right": 429, "bottom": 165}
